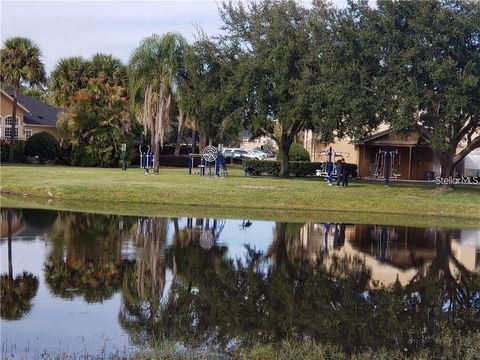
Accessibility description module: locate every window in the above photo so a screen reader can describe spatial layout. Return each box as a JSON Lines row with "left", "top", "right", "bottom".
{"left": 4, "top": 116, "right": 19, "bottom": 126}
{"left": 25, "top": 129, "right": 32, "bottom": 139}
{"left": 4, "top": 116, "right": 19, "bottom": 139}
{"left": 5, "top": 127, "right": 19, "bottom": 139}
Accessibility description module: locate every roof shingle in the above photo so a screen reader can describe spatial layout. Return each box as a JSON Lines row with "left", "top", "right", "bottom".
{"left": 15, "top": 93, "right": 63, "bottom": 127}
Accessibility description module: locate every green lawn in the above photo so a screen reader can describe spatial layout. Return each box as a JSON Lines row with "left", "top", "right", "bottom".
{"left": 1, "top": 164, "right": 479, "bottom": 227}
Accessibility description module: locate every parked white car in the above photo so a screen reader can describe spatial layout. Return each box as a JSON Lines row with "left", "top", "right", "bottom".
{"left": 249, "top": 150, "right": 267, "bottom": 160}
{"left": 222, "top": 148, "right": 263, "bottom": 160}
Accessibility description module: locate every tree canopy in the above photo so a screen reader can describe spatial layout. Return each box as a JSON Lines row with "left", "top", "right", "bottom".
{"left": 54, "top": 54, "right": 130, "bottom": 167}
{"left": 219, "top": 0, "right": 319, "bottom": 177}
{"left": 374, "top": 0, "right": 480, "bottom": 186}
{"left": 128, "top": 33, "right": 188, "bottom": 173}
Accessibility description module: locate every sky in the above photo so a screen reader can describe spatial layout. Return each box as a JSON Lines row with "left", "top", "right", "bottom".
{"left": 1, "top": 0, "right": 358, "bottom": 75}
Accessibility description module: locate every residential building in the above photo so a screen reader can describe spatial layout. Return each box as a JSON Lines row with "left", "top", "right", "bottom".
{"left": 0, "top": 89, "right": 65, "bottom": 141}
{"left": 303, "top": 126, "right": 479, "bottom": 180}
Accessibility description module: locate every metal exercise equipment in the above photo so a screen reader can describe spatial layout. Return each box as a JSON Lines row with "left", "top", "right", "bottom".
{"left": 139, "top": 145, "right": 154, "bottom": 174}
{"left": 315, "top": 147, "right": 350, "bottom": 183}
{"left": 373, "top": 146, "right": 401, "bottom": 185}
{"left": 188, "top": 145, "right": 228, "bottom": 177}
{"left": 186, "top": 218, "right": 226, "bottom": 250}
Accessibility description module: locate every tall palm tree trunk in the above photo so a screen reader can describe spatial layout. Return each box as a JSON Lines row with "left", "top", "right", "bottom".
{"left": 174, "top": 110, "right": 185, "bottom": 156}
{"left": 8, "top": 85, "right": 19, "bottom": 163}
{"left": 191, "top": 117, "right": 197, "bottom": 154}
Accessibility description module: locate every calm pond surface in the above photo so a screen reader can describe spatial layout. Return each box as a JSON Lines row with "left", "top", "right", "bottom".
{"left": 1, "top": 208, "right": 479, "bottom": 357}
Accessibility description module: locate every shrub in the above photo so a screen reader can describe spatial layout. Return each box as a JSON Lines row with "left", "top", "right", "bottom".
{"left": 158, "top": 155, "right": 202, "bottom": 167}
{"left": 288, "top": 143, "right": 310, "bottom": 162}
{"left": 24, "top": 132, "right": 59, "bottom": 163}
{"left": 243, "top": 159, "right": 357, "bottom": 178}
{"left": 243, "top": 159, "right": 280, "bottom": 176}
{"left": 1, "top": 139, "right": 26, "bottom": 163}
{"left": 277, "top": 143, "right": 310, "bottom": 162}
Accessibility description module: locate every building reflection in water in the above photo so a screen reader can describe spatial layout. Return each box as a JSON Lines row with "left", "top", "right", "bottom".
{"left": 288, "top": 223, "right": 480, "bottom": 285}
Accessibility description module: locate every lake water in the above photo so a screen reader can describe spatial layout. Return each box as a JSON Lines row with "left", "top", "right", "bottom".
{"left": 1, "top": 208, "right": 479, "bottom": 357}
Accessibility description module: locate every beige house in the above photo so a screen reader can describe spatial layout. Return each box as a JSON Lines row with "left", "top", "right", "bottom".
{"left": 240, "top": 130, "right": 278, "bottom": 151}
{"left": 0, "top": 89, "right": 65, "bottom": 141}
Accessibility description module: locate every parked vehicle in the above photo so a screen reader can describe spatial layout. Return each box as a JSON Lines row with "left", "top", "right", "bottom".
{"left": 222, "top": 148, "right": 260, "bottom": 160}
{"left": 250, "top": 149, "right": 267, "bottom": 159}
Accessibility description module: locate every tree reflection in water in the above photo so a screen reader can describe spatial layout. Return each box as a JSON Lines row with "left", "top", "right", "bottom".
{"left": 2, "top": 210, "right": 478, "bottom": 354}
{"left": 116, "top": 221, "right": 479, "bottom": 354}
{"left": 44, "top": 212, "right": 133, "bottom": 303}
{"left": 118, "top": 217, "right": 169, "bottom": 345}
{"left": 0, "top": 209, "right": 39, "bottom": 320}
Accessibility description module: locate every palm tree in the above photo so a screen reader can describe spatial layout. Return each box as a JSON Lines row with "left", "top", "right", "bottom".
{"left": 0, "top": 37, "right": 46, "bottom": 162}
{"left": 49, "top": 56, "right": 91, "bottom": 107}
{"left": 90, "top": 53, "right": 128, "bottom": 87}
{"left": 128, "top": 33, "right": 187, "bottom": 173}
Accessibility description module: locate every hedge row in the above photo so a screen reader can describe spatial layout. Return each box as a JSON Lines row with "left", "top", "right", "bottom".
{"left": 127, "top": 156, "right": 359, "bottom": 177}
{"left": 243, "top": 159, "right": 358, "bottom": 178}
{"left": 158, "top": 155, "right": 201, "bottom": 167}
{"left": 157, "top": 155, "right": 247, "bottom": 167}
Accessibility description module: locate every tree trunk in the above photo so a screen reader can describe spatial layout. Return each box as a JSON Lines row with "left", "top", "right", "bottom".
{"left": 7, "top": 209, "right": 13, "bottom": 280}
{"left": 8, "top": 86, "right": 19, "bottom": 163}
{"left": 191, "top": 117, "right": 197, "bottom": 154}
{"left": 199, "top": 132, "right": 206, "bottom": 154}
{"left": 173, "top": 218, "right": 180, "bottom": 245}
{"left": 174, "top": 110, "right": 185, "bottom": 156}
{"left": 438, "top": 151, "right": 456, "bottom": 191}
{"left": 153, "top": 141, "right": 160, "bottom": 174}
{"left": 278, "top": 134, "right": 291, "bottom": 178}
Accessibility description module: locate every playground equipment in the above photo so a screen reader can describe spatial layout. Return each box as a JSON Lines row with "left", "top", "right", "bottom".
{"left": 312, "top": 223, "right": 346, "bottom": 253}
{"left": 137, "top": 217, "right": 153, "bottom": 236}
{"left": 370, "top": 225, "right": 398, "bottom": 263}
{"left": 186, "top": 218, "right": 226, "bottom": 249}
{"left": 315, "top": 147, "right": 350, "bottom": 183}
{"left": 139, "top": 145, "right": 154, "bottom": 174}
{"left": 373, "top": 146, "right": 401, "bottom": 185}
{"left": 188, "top": 145, "right": 228, "bottom": 177}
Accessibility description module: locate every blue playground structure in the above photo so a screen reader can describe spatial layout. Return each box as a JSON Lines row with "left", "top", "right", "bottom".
{"left": 315, "top": 147, "right": 350, "bottom": 184}
{"left": 139, "top": 145, "right": 154, "bottom": 174}
{"left": 374, "top": 146, "right": 401, "bottom": 185}
{"left": 188, "top": 145, "right": 228, "bottom": 177}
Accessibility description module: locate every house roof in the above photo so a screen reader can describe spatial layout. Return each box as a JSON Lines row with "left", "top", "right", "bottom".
{"left": 240, "top": 130, "right": 253, "bottom": 139}
{"left": 1, "top": 90, "right": 62, "bottom": 127}
{"left": 0, "top": 89, "right": 30, "bottom": 113}
{"left": 355, "top": 129, "right": 391, "bottom": 144}
{"left": 16, "top": 93, "right": 62, "bottom": 127}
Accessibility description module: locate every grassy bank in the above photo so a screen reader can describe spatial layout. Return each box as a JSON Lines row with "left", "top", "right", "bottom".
{"left": 1, "top": 165, "right": 479, "bottom": 227}
{"left": 5, "top": 334, "right": 480, "bottom": 360}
